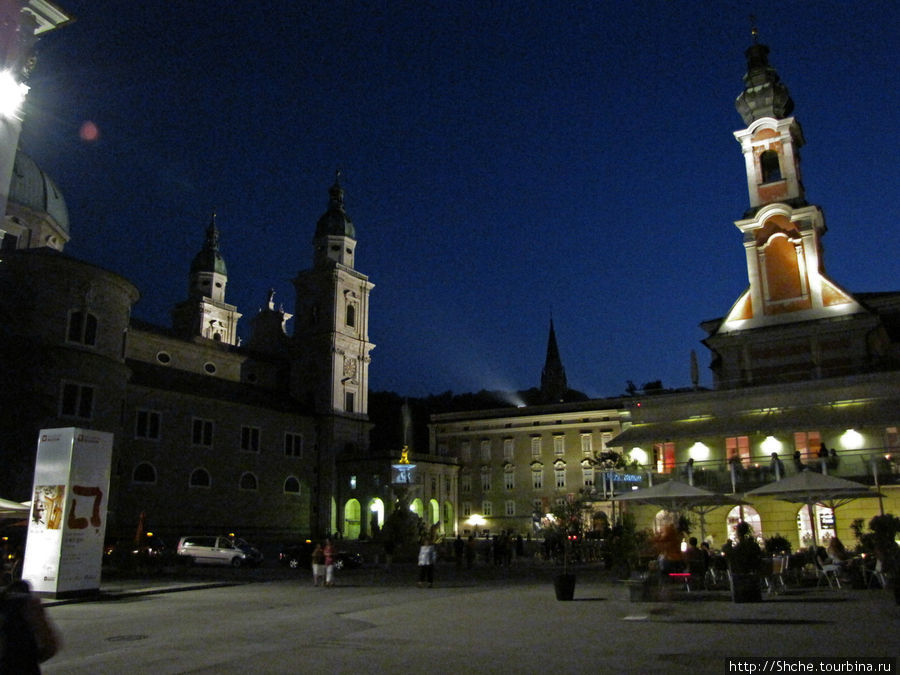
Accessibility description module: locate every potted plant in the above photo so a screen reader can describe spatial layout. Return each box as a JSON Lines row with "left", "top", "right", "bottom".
{"left": 724, "top": 521, "right": 763, "bottom": 603}
{"left": 546, "top": 494, "right": 587, "bottom": 601}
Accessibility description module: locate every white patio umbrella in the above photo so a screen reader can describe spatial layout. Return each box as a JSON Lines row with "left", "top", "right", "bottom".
{"left": 613, "top": 479, "right": 746, "bottom": 542}
{"left": 745, "top": 469, "right": 880, "bottom": 545}
{"left": 0, "top": 497, "right": 30, "bottom": 517}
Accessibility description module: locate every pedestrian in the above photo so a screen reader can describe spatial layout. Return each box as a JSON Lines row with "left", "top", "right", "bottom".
{"left": 0, "top": 579, "right": 60, "bottom": 674}
{"left": 417, "top": 538, "right": 436, "bottom": 587}
{"left": 465, "top": 535, "right": 475, "bottom": 569}
{"left": 453, "top": 534, "right": 464, "bottom": 570}
{"left": 311, "top": 543, "right": 325, "bottom": 586}
{"left": 323, "top": 538, "right": 336, "bottom": 587}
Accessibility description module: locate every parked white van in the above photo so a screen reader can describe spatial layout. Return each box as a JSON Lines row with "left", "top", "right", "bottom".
{"left": 176, "top": 536, "right": 263, "bottom": 567}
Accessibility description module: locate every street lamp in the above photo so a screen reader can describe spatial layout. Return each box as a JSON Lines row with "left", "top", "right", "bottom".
{"left": 467, "top": 514, "right": 485, "bottom": 537}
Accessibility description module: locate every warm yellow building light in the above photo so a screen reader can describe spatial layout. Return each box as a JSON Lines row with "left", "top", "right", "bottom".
{"left": 629, "top": 447, "right": 648, "bottom": 465}
{"left": 688, "top": 442, "right": 710, "bottom": 461}
{"left": 761, "top": 435, "right": 782, "bottom": 454}
{"left": 840, "top": 429, "right": 863, "bottom": 450}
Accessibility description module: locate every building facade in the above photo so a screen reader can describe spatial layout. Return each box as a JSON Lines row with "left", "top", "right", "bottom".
{"left": 429, "top": 37, "right": 900, "bottom": 549}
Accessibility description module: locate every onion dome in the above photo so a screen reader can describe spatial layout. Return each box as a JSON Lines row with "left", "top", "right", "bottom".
{"left": 315, "top": 172, "right": 355, "bottom": 239}
{"left": 190, "top": 212, "right": 227, "bottom": 275}
{"left": 735, "top": 37, "right": 794, "bottom": 125}
{"left": 7, "top": 149, "right": 69, "bottom": 234}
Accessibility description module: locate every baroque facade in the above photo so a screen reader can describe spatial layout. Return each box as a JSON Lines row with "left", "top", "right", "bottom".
{"left": 429, "top": 37, "right": 900, "bottom": 548}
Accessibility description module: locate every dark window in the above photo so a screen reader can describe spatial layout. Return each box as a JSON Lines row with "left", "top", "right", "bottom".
{"left": 284, "top": 433, "right": 302, "bottom": 457}
{"left": 284, "top": 477, "right": 301, "bottom": 494}
{"left": 132, "top": 462, "right": 157, "bottom": 484}
{"left": 760, "top": 150, "right": 782, "bottom": 183}
{"left": 61, "top": 383, "right": 94, "bottom": 419}
{"left": 189, "top": 468, "right": 211, "bottom": 488}
{"left": 67, "top": 311, "right": 98, "bottom": 346}
{"left": 346, "top": 304, "right": 356, "bottom": 327}
{"left": 345, "top": 392, "right": 355, "bottom": 412}
{"left": 239, "top": 472, "right": 258, "bottom": 491}
{"left": 192, "top": 419, "right": 213, "bottom": 447}
{"left": 241, "top": 426, "right": 260, "bottom": 452}
{"left": 135, "top": 410, "right": 161, "bottom": 440}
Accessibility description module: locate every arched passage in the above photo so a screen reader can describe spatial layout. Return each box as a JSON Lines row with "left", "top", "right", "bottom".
{"left": 344, "top": 498, "right": 361, "bottom": 540}
{"left": 410, "top": 498, "right": 424, "bottom": 519}
{"left": 726, "top": 505, "right": 762, "bottom": 542}
{"left": 443, "top": 501, "right": 454, "bottom": 534}
{"left": 429, "top": 498, "right": 440, "bottom": 526}
{"left": 368, "top": 498, "right": 385, "bottom": 535}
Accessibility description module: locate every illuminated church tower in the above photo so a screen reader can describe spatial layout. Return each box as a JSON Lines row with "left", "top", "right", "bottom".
{"left": 171, "top": 213, "right": 241, "bottom": 344}
{"left": 702, "top": 32, "right": 890, "bottom": 388}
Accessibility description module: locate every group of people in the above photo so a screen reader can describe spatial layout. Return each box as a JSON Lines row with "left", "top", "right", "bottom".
{"left": 310, "top": 539, "right": 336, "bottom": 587}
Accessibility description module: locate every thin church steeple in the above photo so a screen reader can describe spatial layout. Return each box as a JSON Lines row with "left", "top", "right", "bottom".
{"left": 540, "top": 318, "right": 568, "bottom": 403}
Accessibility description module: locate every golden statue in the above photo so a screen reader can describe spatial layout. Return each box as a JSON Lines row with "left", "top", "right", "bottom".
{"left": 399, "top": 446, "right": 410, "bottom": 464}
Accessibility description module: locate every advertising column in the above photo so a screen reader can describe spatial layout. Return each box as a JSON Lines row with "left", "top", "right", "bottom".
{"left": 22, "top": 428, "right": 114, "bottom": 597}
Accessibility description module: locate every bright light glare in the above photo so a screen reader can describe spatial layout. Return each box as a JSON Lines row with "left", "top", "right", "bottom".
{"left": 840, "top": 429, "right": 863, "bottom": 450}
{"left": 629, "top": 447, "right": 648, "bottom": 465}
{"left": 761, "top": 436, "right": 783, "bottom": 454}
{"left": 688, "top": 441, "right": 710, "bottom": 461}
{"left": 0, "top": 70, "right": 28, "bottom": 119}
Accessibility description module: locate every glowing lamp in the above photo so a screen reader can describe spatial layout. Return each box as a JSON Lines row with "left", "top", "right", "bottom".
{"left": 629, "top": 447, "right": 648, "bottom": 465}
{"left": 840, "top": 429, "right": 863, "bottom": 450}
{"left": 688, "top": 442, "right": 710, "bottom": 461}
{"left": 761, "top": 436, "right": 782, "bottom": 454}
{"left": 0, "top": 70, "right": 28, "bottom": 119}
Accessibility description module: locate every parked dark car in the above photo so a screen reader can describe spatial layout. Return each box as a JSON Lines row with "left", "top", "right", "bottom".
{"left": 278, "top": 541, "right": 363, "bottom": 570}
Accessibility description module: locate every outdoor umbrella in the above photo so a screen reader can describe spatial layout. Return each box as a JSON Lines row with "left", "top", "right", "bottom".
{"left": 613, "top": 479, "right": 745, "bottom": 542}
{"left": 745, "top": 469, "right": 880, "bottom": 545}
{"left": 0, "top": 497, "right": 30, "bottom": 517}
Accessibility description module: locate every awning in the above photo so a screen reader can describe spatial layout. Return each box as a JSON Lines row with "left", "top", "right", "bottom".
{"left": 611, "top": 400, "right": 898, "bottom": 447}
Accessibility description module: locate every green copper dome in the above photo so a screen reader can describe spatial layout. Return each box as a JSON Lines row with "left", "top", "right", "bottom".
{"left": 315, "top": 176, "right": 355, "bottom": 239}
{"left": 190, "top": 213, "right": 227, "bottom": 275}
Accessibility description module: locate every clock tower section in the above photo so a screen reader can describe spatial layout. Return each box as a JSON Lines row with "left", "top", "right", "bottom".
{"left": 292, "top": 174, "right": 375, "bottom": 418}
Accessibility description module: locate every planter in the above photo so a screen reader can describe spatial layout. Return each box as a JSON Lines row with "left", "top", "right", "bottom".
{"left": 729, "top": 572, "right": 762, "bottom": 603}
{"left": 625, "top": 579, "right": 654, "bottom": 602}
{"left": 553, "top": 573, "right": 576, "bottom": 601}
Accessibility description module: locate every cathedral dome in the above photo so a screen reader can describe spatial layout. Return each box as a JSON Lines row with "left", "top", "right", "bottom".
{"left": 315, "top": 178, "right": 355, "bottom": 239}
{"left": 7, "top": 150, "right": 69, "bottom": 234}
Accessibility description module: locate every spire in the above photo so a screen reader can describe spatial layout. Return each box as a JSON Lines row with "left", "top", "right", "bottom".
{"left": 190, "top": 210, "right": 227, "bottom": 276}
{"left": 315, "top": 169, "right": 355, "bottom": 239}
{"left": 735, "top": 28, "right": 794, "bottom": 125}
{"left": 540, "top": 318, "right": 568, "bottom": 403}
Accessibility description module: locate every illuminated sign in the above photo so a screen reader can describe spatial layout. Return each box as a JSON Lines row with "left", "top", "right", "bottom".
{"left": 22, "top": 428, "right": 113, "bottom": 597}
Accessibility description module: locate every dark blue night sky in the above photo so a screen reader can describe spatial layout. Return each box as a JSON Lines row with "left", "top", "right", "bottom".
{"left": 18, "top": 1, "right": 899, "bottom": 398}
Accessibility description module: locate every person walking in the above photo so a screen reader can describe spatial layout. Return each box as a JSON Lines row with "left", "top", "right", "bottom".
{"left": 417, "top": 538, "right": 437, "bottom": 588}
{"left": 323, "top": 538, "right": 336, "bottom": 587}
{"left": 453, "top": 535, "right": 464, "bottom": 570}
{"left": 311, "top": 543, "right": 325, "bottom": 586}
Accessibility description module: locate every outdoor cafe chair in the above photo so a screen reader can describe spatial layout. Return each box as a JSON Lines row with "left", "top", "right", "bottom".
{"left": 763, "top": 556, "right": 788, "bottom": 594}
{"left": 815, "top": 554, "right": 841, "bottom": 589}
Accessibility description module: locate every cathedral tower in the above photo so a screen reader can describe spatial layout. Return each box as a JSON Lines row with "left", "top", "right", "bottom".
{"left": 703, "top": 34, "right": 881, "bottom": 388}
{"left": 171, "top": 213, "right": 241, "bottom": 344}
{"left": 292, "top": 174, "right": 374, "bottom": 416}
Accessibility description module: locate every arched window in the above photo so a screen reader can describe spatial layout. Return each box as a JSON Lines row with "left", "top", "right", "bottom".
{"left": 284, "top": 476, "right": 301, "bottom": 494}
{"left": 132, "top": 462, "right": 157, "bottom": 484}
{"left": 189, "top": 468, "right": 211, "bottom": 488}
{"left": 760, "top": 149, "right": 782, "bottom": 183}
{"left": 346, "top": 303, "right": 356, "bottom": 327}
{"left": 239, "top": 472, "right": 258, "bottom": 491}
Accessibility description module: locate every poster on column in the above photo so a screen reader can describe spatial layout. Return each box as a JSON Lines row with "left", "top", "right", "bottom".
{"left": 22, "top": 428, "right": 113, "bottom": 597}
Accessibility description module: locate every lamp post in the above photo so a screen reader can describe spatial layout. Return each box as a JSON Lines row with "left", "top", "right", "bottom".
{"left": 468, "top": 514, "right": 485, "bottom": 537}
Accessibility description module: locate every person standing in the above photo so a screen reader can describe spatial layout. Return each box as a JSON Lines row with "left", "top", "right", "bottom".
{"left": 453, "top": 535, "right": 464, "bottom": 570}
{"left": 323, "top": 538, "right": 336, "bottom": 587}
{"left": 417, "top": 538, "right": 436, "bottom": 588}
{"left": 311, "top": 543, "right": 325, "bottom": 586}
